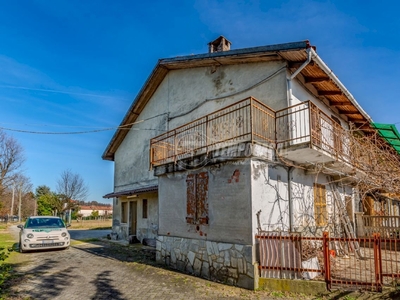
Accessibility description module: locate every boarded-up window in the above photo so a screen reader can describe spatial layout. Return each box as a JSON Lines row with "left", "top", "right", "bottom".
{"left": 186, "top": 172, "right": 209, "bottom": 225}
{"left": 121, "top": 202, "right": 128, "bottom": 223}
{"left": 314, "top": 184, "right": 327, "bottom": 226}
{"left": 142, "top": 199, "right": 148, "bottom": 219}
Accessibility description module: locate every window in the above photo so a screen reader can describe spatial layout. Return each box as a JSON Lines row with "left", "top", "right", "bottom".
{"left": 142, "top": 199, "right": 148, "bottom": 219}
{"left": 186, "top": 172, "right": 209, "bottom": 225}
{"left": 121, "top": 202, "right": 128, "bottom": 223}
{"left": 314, "top": 183, "right": 327, "bottom": 226}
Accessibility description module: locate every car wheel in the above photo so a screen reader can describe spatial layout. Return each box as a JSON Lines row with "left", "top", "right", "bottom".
{"left": 19, "top": 240, "right": 25, "bottom": 253}
{"left": 63, "top": 246, "right": 70, "bottom": 250}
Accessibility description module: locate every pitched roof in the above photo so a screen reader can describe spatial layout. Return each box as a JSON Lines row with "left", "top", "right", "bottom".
{"left": 102, "top": 40, "right": 372, "bottom": 161}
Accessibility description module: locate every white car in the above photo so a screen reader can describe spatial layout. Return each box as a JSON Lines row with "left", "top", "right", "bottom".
{"left": 17, "top": 216, "right": 71, "bottom": 252}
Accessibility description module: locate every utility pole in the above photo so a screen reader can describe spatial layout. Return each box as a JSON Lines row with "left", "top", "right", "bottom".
{"left": 10, "top": 183, "right": 15, "bottom": 216}
{"left": 18, "top": 184, "right": 22, "bottom": 222}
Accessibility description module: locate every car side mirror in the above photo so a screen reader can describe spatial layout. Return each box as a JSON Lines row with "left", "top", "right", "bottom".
{"left": 66, "top": 224, "right": 71, "bottom": 228}
{"left": 17, "top": 224, "right": 24, "bottom": 230}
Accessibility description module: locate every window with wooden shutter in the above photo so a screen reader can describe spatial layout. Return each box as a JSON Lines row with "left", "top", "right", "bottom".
{"left": 186, "top": 172, "right": 209, "bottom": 225}
{"left": 186, "top": 174, "right": 196, "bottom": 224}
{"left": 313, "top": 183, "right": 327, "bottom": 226}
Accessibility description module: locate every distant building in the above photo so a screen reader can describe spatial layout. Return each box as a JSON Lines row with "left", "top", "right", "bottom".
{"left": 78, "top": 205, "right": 112, "bottom": 217}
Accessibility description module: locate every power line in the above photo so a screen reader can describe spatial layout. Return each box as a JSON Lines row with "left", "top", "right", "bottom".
{"left": 0, "top": 126, "right": 164, "bottom": 134}
{"left": 0, "top": 113, "right": 168, "bottom": 135}
{"left": 0, "top": 84, "right": 120, "bottom": 99}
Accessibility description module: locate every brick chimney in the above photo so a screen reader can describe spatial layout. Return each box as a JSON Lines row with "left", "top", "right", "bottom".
{"left": 208, "top": 36, "right": 231, "bottom": 53}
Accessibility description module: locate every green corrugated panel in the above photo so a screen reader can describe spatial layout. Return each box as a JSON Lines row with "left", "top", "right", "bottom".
{"left": 371, "top": 123, "right": 400, "bottom": 155}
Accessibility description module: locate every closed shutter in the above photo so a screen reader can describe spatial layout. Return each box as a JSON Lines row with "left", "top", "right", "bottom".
{"left": 186, "top": 174, "right": 196, "bottom": 224}
{"left": 196, "top": 172, "right": 209, "bottom": 225}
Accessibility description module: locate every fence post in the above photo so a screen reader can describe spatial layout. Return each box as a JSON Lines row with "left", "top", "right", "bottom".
{"left": 323, "top": 231, "right": 331, "bottom": 290}
{"left": 373, "top": 233, "right": 382, "bottom": 292}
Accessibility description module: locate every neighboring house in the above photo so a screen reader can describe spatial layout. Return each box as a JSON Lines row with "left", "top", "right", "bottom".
{"left": 103, "top": 36, "right": 399, "bottom": 289}
{"left": 78, "top": 205, "right": 113, "bottom": 217}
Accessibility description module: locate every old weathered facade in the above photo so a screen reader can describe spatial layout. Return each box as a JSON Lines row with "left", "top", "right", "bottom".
{"left": 103, "top": 37, "right": 398, "bottom": 289}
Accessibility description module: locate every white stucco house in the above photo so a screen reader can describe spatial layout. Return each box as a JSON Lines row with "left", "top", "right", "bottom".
{"left": 103, "top": 36, "right": 390, "bottom": 289}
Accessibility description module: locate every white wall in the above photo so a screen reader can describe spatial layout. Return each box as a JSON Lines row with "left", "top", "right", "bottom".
{"left": 250, "top": 159, "right": 355, "bottom": 241}
{"left": 158, "top": 159, "right": 253, "bottom": 245}
{"left": 291, "top": 76, "right": 349, "bottom": 130}
{"left": 114, "top": 60, "right": 288, "bottom": 191}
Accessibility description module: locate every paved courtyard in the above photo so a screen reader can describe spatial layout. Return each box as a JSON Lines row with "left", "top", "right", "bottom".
{"left": 5, "top": 226, "right": 282, "bottom": 300}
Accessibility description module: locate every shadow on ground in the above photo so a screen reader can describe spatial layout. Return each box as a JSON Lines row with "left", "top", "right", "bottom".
{"left": 72, "top": 240, "right": 157, "bottom": 266}
{"left": 2, "top": 257, "right": 77, "bottom": 299}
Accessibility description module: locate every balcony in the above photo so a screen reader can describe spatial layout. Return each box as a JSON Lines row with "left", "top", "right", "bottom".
{"left": 149, "top": 97, "right": 363, "bottom": 174}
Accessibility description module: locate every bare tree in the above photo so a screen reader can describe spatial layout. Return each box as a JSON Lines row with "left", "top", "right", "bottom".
{"left": 56, "top": 169, "right": 89, "bottom": 202}
{"left": 0, "top": 130, "right": 25, "bottom": 206}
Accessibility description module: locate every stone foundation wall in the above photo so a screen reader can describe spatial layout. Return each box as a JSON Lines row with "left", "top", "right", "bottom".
{"left": 156, "top": 235, "right": 256, "bottom": 289}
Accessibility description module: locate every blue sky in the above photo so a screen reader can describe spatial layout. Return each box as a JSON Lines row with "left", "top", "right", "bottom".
{"left": 1, "top": 0, "right": 400, "bottom": 204}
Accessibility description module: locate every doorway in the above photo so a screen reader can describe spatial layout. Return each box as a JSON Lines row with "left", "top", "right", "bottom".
{"left": 129, "top": 201, "right": 137, "bottom": 235}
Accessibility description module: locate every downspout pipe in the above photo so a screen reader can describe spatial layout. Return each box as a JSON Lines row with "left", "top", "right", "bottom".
{"left": 308, "top": 48, "right": 373, "bottom": 123}
{"left": 287, "top": 47, "right": 313, "bottom": 107}
{"left": 288, "top": 166, "right": 295, "bottom": 232}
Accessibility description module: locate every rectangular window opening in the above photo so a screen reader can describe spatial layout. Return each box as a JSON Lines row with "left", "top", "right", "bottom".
{"left": 121, "top": 201, "right": 128, "bottom": 223}
{"left": 142, "top": 199, "right": 148, "bottom": 219}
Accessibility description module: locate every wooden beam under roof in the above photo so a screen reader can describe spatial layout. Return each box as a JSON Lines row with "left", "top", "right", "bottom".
{"left": 318, "top": 90, "right": 343, "bottom": 96}
{"left": 329, "top": 100, "right": 351, "bottom": 107}
{"left": 304, "top": 76, "right": 330, "bottom": 83}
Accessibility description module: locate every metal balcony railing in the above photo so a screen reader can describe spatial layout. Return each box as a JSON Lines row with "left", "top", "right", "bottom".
{"left": 149, "top": 97, "right": 360, "bottom": 169}
{"left": 276, "top": 101, "right": 352, "bottom": 163}
{"left": 150, "top": 97, "right": 275, "bottom": 167}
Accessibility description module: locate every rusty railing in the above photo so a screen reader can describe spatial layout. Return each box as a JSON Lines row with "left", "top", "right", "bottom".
{"left": 150, "top": 97, "right": 357, "bottom": 168}
{"left": 256, "top": 231, "right": 400, "bottom": 291}
{"left": 150, "top": 97, "right": 275, "bottom": 167}
{"left": 275, "top": 101, "right": 352, "bottom": 163}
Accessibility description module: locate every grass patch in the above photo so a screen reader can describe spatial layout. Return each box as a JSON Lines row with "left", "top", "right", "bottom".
{"left": 68, "top": 220, "right": 112, "bottom": 230}
{"left": 0, "top": 230, "right": 17, "bottom": 298}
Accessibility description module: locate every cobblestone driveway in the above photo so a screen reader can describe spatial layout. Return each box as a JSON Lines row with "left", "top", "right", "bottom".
{"left": 6, "top": 226, "right": 282, "bottom": 300}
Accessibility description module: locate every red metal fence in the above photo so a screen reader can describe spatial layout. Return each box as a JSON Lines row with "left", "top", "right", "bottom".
{"left": 256, "top": 231, "right": 400, "bottom": 291}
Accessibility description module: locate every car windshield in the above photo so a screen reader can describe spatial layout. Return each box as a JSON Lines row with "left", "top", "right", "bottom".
{"left": 25, "top": 218, "right": 66, "bottom": 229}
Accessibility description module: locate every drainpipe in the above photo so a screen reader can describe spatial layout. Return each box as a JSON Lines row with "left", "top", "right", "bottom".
{"left": 287, "top": 48, "right": 313, "bottom": 107}
{"left": 288, "top": 166, "right": 294, "bottom": 232}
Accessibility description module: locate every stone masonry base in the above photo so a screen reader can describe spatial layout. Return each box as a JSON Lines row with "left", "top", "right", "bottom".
{"left": 156, "top": 235, "right": 255, "bottom": 289}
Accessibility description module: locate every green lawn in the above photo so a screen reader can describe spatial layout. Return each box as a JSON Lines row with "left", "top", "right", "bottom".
{"left": 0, "top": 229, "right": 19, "bottom": 299}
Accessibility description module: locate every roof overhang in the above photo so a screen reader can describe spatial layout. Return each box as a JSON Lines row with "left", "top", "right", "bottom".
{"left": 103, "top": 185, "right": 158, "bottom": 199}
{"left": 102, "top": 40, "right": 373, "bottom": 160}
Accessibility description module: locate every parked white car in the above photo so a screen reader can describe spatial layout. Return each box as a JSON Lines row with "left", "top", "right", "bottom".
{"left": 17, "top": 216, "right": 70, "bottom": 252}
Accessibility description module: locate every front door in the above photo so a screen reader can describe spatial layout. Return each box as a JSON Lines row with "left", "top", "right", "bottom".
{"left": 129, "top": 201, "right": 137, "bottom": 235}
